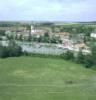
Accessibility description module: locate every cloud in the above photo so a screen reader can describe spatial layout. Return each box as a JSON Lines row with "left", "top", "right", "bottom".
{"left": 0, "top": 0, "right": 96, "bottom": 21}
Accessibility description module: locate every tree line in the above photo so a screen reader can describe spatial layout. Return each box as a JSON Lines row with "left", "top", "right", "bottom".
{"left": 61, "top": 45, "right": 96, "bottom": 68}
{"left": 6, "top": 32, "right": 62, "bottom": 44}
{"left": 0, "top": 40, "right": 22, "bottom": 58}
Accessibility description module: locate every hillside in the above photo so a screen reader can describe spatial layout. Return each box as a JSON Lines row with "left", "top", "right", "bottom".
{"left": 0, "top": 56, "right": 96, "bottom": 100}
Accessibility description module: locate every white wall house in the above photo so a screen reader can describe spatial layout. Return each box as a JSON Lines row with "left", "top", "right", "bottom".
{"left": 90, "top": 33, "right": 96, "bottom": 38}
{"left": 31, "top": 25, "right": 45, "bottom": 35}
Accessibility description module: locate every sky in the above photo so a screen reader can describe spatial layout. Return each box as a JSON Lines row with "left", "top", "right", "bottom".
{"left": 0, "top": 0, "right": 96, "bottom": 21}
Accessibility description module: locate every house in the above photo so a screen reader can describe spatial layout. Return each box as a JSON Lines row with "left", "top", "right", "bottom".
{"left": 55, "top": 32, "right": 70, "bottom": 40}
{"left": 90, "top": 33, "right": 96, "bottom": 38}
{"left": 3, "top": 26, "right": 30, "bottom": 38}
{"left": 31, "top": 25, "right": 46, "bottom": 35}
{"left": 0, "top": 36, "right": 7, "bottom": 40}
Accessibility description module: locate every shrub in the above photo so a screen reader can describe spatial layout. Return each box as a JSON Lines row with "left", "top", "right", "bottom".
{"left": 75, "top": 51, "right": 85, "bottom": 64}
{"left": 0, "top": 41, "right": 22, "bottom": 58}
{"left": 0, "top": 45, "right": 9, "bottom": 58}
{"left": 61, "top": 51, "right": 74, "bottom": 60}
{"left": 7, "top": 45, "right": 22, "bottom": 57}
{"left": 84, "top": 55, "right": 94, "bottom": 68}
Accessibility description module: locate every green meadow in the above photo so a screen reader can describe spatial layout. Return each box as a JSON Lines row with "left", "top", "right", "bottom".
{"left": 0, "top": 56, "right": 96, "bottom": 100}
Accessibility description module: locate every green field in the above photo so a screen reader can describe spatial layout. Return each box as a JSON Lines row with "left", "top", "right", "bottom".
{"left": 0, "top": 56, "right": 96, "bottom": 100}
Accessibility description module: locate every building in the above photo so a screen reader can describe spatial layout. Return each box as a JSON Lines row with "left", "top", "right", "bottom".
{"left": 90, "top": 33, "right": 96, "bottom": 38}
{"left": 30, "top": 25, "right": 47, "bottom": 36}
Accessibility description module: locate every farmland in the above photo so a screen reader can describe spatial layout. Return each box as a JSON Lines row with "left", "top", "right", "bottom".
{"left": 0, "top": 56, "right": 96, "bottom": 100}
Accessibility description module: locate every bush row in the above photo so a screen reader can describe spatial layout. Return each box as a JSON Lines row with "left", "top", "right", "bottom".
{"left": 23, "top": 51, "right": 61, "bottom": 59}
{"left": 0, "top": 43, "right": 22, "bottom": 58}
{"left": 61, "top": 50, "right": 95, "bottom": 68}
{"left": 0, "top": 40, "right": 95, "bottom": 69}
{"left": 22, "top": 50, "right": 95, "bottom": 68}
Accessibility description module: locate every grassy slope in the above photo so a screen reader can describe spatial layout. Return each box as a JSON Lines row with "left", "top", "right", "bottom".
{"left": 0, "top": 56, "right": 96, "bottom": 100}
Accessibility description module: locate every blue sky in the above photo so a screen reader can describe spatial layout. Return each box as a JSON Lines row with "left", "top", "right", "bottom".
{"left": 0, "top": 0, "right": 96, "bottom": 21}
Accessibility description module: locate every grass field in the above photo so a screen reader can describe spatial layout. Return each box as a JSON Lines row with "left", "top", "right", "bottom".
{"left": 0, "top": 56, "right": 96, "bottom": 100}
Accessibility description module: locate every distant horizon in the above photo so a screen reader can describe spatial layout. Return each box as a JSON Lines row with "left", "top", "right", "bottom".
{"left": 0, "top": 20, "right": 96, "bottom": 22}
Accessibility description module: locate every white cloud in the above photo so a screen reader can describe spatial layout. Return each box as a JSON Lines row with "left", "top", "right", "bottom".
{"left": 0, "top": 0, "right": 96, "bottom": 21}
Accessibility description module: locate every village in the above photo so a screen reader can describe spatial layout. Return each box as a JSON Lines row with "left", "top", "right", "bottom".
{"left": 1, "top": 23, "right": 95, "bottom": 55}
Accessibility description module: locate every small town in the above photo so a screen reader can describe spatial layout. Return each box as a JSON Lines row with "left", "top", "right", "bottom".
{"left": 1, "top": 22, "right": 95, "bottom": 54}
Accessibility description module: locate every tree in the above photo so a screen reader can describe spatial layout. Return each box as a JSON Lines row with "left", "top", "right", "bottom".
{"left": 8, "top": 40, "right": 22, "bottom": 57}
{"left": 7, "top": 45, "right": 22, "bottom": 57}
{"left": 43, "top": 32, "right": 50, "bottom": 43}
{"left": 76, "top": 50, "right": 85, "bottom": 64}
{"left": 0, "top": 45, "right": 8, "bottom": 58}
{"left": 0, "top": 30, "right": 5, "bottom": 36}
{"left": 19, "top": 34, "right": 23, "bottom": 41}
{"left": 50, "top": 35, "right": 57, "bottom": 43}
{"left": 15, "top": 34, "right": 18, "bottom": 40}
{"left": 6, "top": 34, "right": 14, "bottom": 40}
{"left": 56, "top": 36, "right": 62, "bottom": 43}
{"left": 90, "top": 44, "right": 96, "bottom": 65}
{"left": 31, "top": 35, "right": 38, "bottom": 42}
{"left": 50, "top": 35, "right": 62, "bottom": 44}
{"left": 44, "top": 32, "right": 49, "bottom": 38}
{"left": 61, "top": 51, "right": 74, "bottom": 60}
{"left": 27, "top": 34, "right": 32, "bottom": 42}
{"left": 38, "top": 35, "right": 43, "bottom": 42}
{"left": 84, "top": 55, "right": 94, "bottom": 68}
